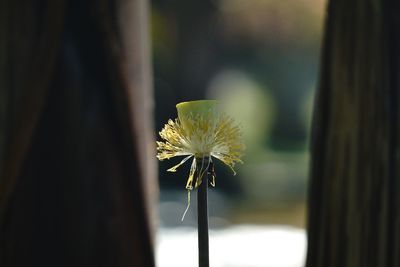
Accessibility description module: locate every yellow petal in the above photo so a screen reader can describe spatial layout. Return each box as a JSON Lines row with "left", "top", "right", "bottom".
{"left": 185, "top": 157, "right": 197, "bottom": 190}
{"left": 167, "top": 155, "right": 193, "bottom": 172}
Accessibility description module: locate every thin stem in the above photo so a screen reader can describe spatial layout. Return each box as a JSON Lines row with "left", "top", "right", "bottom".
{"left": 197, "top": 161, "right": 209, "bottom": 267}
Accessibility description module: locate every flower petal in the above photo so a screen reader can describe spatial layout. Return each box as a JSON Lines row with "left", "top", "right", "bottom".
{"left": 185, "top": 157, "right": 197, "bottom": 190}
{"left": 167, "top": 155, "right": 193, "bottom": 172}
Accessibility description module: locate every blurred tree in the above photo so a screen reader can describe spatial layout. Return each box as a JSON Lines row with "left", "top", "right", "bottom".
{"left": 0, "top": 0, "right": 156, "bottom": 266}
{"left": 307, "top": 0, "right": 400, "bottom": 266}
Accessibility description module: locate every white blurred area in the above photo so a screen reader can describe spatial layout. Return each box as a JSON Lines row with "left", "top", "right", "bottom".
{"left": 156, "top": 225, "right": 306, "bottom": 267}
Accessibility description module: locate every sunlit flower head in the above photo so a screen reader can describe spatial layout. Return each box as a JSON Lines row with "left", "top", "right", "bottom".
{"left": 156, "top": 100, "right": 245, "bottom": 191}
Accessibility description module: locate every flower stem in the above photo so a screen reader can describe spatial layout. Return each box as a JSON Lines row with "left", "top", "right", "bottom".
{"left": 198, "top": 165, "right": 209, "bottom": 267}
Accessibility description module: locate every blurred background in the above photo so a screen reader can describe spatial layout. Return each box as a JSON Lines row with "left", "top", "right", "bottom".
{"left": 151, "top": 0, "right": 326, "bottom": 266}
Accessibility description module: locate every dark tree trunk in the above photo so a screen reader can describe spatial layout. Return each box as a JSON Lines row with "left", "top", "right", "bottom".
{"left": 306, "top": 0, "right": 400, "bottom": 267}
{"left": 0, "top": 0, "right": 156, "bottom": 266}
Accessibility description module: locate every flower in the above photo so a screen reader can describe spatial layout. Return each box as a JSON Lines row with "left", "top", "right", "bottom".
{"left": 156, "top": 100, "right": 245, "bottom": 191}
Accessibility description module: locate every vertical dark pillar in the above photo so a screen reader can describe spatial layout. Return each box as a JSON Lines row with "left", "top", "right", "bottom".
{"left": 0, "top": 0, "right": 156, "bottom": 266}
{"left": 306, "top": 0, "right": 400, "bottom": 267}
